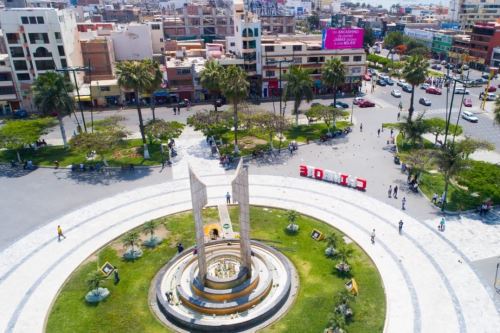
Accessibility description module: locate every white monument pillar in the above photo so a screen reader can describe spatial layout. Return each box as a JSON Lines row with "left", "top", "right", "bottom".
{"left": 232, "top": 160, "right": 252, "bottom": 276}
{"left": 189, "top": 166, "right": 208, "bottom": 284}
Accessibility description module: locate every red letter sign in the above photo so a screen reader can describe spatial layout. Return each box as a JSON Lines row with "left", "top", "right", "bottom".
{"left": 299, "top": 165, "right": 308, "bottom": 177}
{"left": 356, "top": 178, "right": 367, "bottom": 191}
{"left": 313, "top": 168, "right": 324, "bottom": 180}
{"left": 340, "top": 174, "right": 349, "bottom": 186}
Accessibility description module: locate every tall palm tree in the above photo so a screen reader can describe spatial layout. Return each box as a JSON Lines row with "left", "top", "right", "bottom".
{"left": 116, "top": 60, "right": 160, "bottom": 159}
{"left": 284, "top": 65, "right": 313, "bottom": 125}
{"left": 122, "top": 231, "right": 140, "bottom": 255}
{"left": 32, "top": 72, "right": 74, "bottom": 147}
{"left": 398, "top": 113, "right": 428, "bottom": 147}
{"left": 402, "top": 55, "right": 428, "bottom": 122}
{"left": 494, "top": 96, "right": 500, "bottom": 125}
{"left": 220, "top": 65, "right": 249, "bottom": 151}
{"left": 322, "top": 58, "right": 346, "bottom": 106}
{"left": 200, "top": 60, "right": 223, "bottom": 112}
{"left": 86, "top": 271, "right": 106, "bottom": 293}
{"left": 142, "top": 220, "right": 158, "bottom": 242}
{"left": 144, "top": 61, "right": 163, "bottom": 121}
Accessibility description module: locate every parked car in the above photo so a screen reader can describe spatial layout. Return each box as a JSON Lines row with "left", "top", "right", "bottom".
{"left": 376, "top": 79, "right": 387, "bottom": 86}
{"left": 358, "top": 100, "right": 375, "bottom": 108}
{"left": 463, "top": 98, "right": 472, "bottom": 107}
{"left": 331, "top": 101, "right": 349, "bottom": 108}
{"left": 379, "top": 74, "right": 389, "bottom": 81}
{"left": 363, "top": 73, "right": 371, "bottom": 81}
{"left": 441, "top": 60, "right": 447, "bottom": 65}
{"left": 472, "top": 78, "right": 488, "bottom": 86}
{"left": 402, "top": 84, "right": 413, "bottom": 93}
{"left": 462, "top": 110, "right": 478, "bottom": 123}
{"left": 421, "top": 83, "right": 431, "bottom": 90}
{"left": 397, "top": 79, "right": 407, "bottom": 87}
{"left": 482, "top": 73, "right": 490, "bottom": 80}
{"left": 391, "top": 89, "right": 401, "bottom": 98}
{"left": 479, "top": 92, "right": 497, "bottom": 101}
{"left": 419, "top": 97, "right": 432, "bottom": 106}
{"left": 446, "top": 63, "right": 454, "bottom": 69}
{"left": 462, "top": 64, "right": 469, "bottom": 70}
{"left": 426, "top": 87, "right": 442, "bottom": 95}
{"left": 454, "top": 87, "right": 470, "bottom": 95}
{"left": 12, "top": 109, "right": 28, "bottom": 119}
{"left": 431, "top": 64, "right": 442, "bottom": 70}
{"left": 384, "top": 78, "right": 394, "bottom": 85}
{"left": 353, "top": 97, "right": 364, "bottom": 105}
{"left": 487, "top": 86, "right": 497, "bottom": 92}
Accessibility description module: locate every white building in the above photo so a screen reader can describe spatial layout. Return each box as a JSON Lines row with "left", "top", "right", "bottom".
{"left": 110, "top": 23, "right": 154, "bottom": 61}
{"left": 491, "top": 47, "right": 500, "bottom": 68}
{"left": 404, "top": 28, "right": 435, "bottom": 48}
{"left": 448, "top": 0, "right": 500, "bottom": 29}
{"left": 146, "top": 21, "right": 165, "bottom": 55}
{"left": 0, "top": 54, "right": 20, "bottom": 115}
{"left": 0, "top": 8, "right": 83, "bottom": 110}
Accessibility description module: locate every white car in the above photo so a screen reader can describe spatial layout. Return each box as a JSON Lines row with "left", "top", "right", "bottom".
{"left": 454, "top": 87, "right": 470, "bottom": 95}
{"left": 461, "top": 111, "right": 478, "bottom": 123}
{"left": 421, "top": 83, "right": 430, "bottom": 90}
{"left": 479, "top": 92, "right": 497, "bottom": 101}
{"left": 379, "top": 74, "right": 389, "bottom": 81}
{"left": 397, "top": 79, "right": 407, "bottom": 87}
{"left": 353, "top": 97, "right": 365, "bottom": 105}
{"left": 391, "top": 89, "right": 401, "bottom": 97}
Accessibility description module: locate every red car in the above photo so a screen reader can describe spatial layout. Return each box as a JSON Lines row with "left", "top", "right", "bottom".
{"left": 487, "top": 86, "right": 497, "bottom": 92}
{"left": 426, "top": 87, "right": 442, "bottom": 95}
{"left": 463, "top": 98, "right": 472, "bottom": 107}
{"left": 359, "top": 100, "right": 375, "bottom": 108}
{"left": 363, "top": 73, "right": 371, "bottom": 81}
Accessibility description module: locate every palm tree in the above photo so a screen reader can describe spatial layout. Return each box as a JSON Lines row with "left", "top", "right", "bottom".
{"left": 337, "top": 244, "right": 354, "bottom": 266}
{"left": 284, "top": 65, "right": 313, "bottom": 125}
{"left": 144, "top": 61, "right": 163, "bottom": 121}
{"left": 328, "top": 311, "right": 347, "bottom": 333}
{"left": 32, "top": 72, "right": 74, "bottom": 147}
{"left": 402, "top": 55, "right": 428, "bottom": 122}
{"left": 86, "top": 271, "right": 106, "bottom": 294}
{"left": 200, "top": 60, "right": 223, "bottom": 112}
{"left": 398, "top": 113, "right": 428, "bottom": 147}
{"left": 220, "top": 65, "right": 249, "bottom": 151}
{"left": 142, "top": 220, "right": 158, "bottom": 242}
{"left": 122, "top": 231, "right": 140, "bottom": 255}
{"left": 322, "top": 58, "right": 346, "bottom": 106}
{"left": 326, "top": 232, "right": 342, "bottom": 250}
{"left": 286, "top": 209, "right": 299, "bottom": 232}
{"left": 116, "top": 60, "right": 160, "bottom": 159}
{"left": 494, "top": 96, "right": 500, "bottom": 125}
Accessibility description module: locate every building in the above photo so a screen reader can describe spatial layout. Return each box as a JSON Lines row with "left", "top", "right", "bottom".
{"left": 102, "top": 6, "right": 141, "bottom": 24}
{"left": 448, "top": 34, "right": 470, "bottom": 65}
{"left": 260, "top": 15, "right": 295, "bottom": 35}
{"left": 0, "top": 54, "right": 20, "bottom": 115}
{"left": 165, "top": 55, "right": 200, "bottom": 101}
{"left": 80, "top": 37, "right": 115, "bottom": 83}
{"left": 432, "top": 32, "right": 454, "bottom": 59}
{"left": 110, "top": 23, "right": 153, "bottom": 61}
{"left": 146, "top": 21, "right": 165, "bottom": 55}
{"left": 469, "top": 21, "right": 500, "bottom": 70}
{"left": 90, "top": 78, "right": 122, "bottom": 107}
{"left": 403, "top": 28, "right": 434, "bottom": 48}
{"left": 0, "top": 8, "right": 83, "bottom": 110}
{"left": 448, "top": 0, "right": 500, "bottom": 30}
{"left": 491, "top": 47, "right": 500, "bottom": 67}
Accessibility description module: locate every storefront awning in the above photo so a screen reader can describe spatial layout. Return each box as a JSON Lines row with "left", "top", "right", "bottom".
{"left": 74, "top": 95, "right": 92, "bottom": 102}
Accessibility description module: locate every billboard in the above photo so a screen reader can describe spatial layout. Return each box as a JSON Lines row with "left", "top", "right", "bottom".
{"left": 322, "top": 28, "right": 364, "bottom": 50}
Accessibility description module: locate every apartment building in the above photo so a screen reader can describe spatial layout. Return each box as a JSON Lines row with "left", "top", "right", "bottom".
{"left": 0, "top": 54, "right": 20, "bottom": 115}
{"left": 102, "top": 6, "right": 141, "bottom": 24}
{"left": 491, "top": 47, "right": 500, "bottom": 67}
{"left": 449, "top": 0, "right": 500, "bottom": 30}
{"left": 0, "top": 8, "right": 83, "bottom": 110}
{"left": 165, "top": 56, "right": 201, "bottom": 101}
{"left": 146, "top": 21, "right": 165, "bottom": 55}
{"left": 432, "top": 32, "right": 454, "bottom": 59}
{"left": 469, "top": 21, "right": 500, "bottom": 69}
{"left": 260, "top": 15, "right": 295, "bottom": 35}
{"left": 80, "top": 37, "right": 115, "bottom": 83}
{"left": 448, "top": 34, "right": 470, "bottom": 65}
{"left": 110, "top": 23, "right": 153, "bottom": 61}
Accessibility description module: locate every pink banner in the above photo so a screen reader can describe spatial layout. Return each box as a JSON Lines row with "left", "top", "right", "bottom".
{"left": 322, "top": 28, "right": 364, "bottom": 50}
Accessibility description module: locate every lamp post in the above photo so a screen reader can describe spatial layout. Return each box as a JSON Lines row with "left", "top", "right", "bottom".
{"left": 266, "top": 58, "right": 292, "bottom": 119}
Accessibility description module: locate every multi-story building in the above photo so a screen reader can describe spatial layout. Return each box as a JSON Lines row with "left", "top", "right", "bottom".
{"left": 146, "top": 21, "right": 165, "bottom": 55}
{"left": 80, "top": 37, "right": 115, "bottom": 83}
{"left": 260, "top": 15, "right": 295, "bottom": 35}
{"left": 432, "top": 32, "right": 454, "bottom": 59}
{"left": 0, "top": 8, "right": 83, "bottom": 110}
{"left": 469, "top": 21, "right": 500, "bottom": 69}
{"left": 403, "top": 27, "right": 434, "bottom": 48}
{"left": 102, "top": 6, "right": 141, "bottom": 24}
{"left": 491, "top": 47, "right": 500, "bottom": 67}
{"left": 448, "top": 34, "right": 470, "bottom": 65}
{"left": 449, "top": 0, "right": 500, "bottom": 30}
{"left": 110, "top": 23, "right": 154, "bottom": 61}
{"left": 0, "top": 54, "right": 20, "bottom": 115}
{"left": 165, "top": 55, "right": 201, "bottom": 101}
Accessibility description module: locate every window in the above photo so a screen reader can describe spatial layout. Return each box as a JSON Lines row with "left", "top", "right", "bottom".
{"left": 6, "top": 33, "right": 20, "bottom": 44}
{"left": 35, "top": 59, "right": 56, "bottom": 70}
{"left": 28, "top": 33, "right": 49, "bottom": 44}
{"left": 0, "top": 61, "right": 5, "bottom": 66}
{"left": 282, "top": 46, "right": 286, "bottom": 49}
{"left": 242, "top": 28, "right": 253, "bottom": 37}
{"left": 160, "top": 38, "right": 164, "bottom": 42}
{"left": 249, "top": 40, "right": 256, "bottom": 48}
{"left": 0, "top": 86, "right": 16, "bottom": 95}
{"left": 351, "top": 67, "right": 362, "bottom": 74}
{"left": 230, "top": 42, "right": 235, "bottom": 47}
{"left": 33, "top": 46, "right": 52, "bottom": 57}
{"left": 254, "top": 28, "right": 259, "bottom": 37}
{"left": 37, "top": 16, "right": 44, "bottom": 24}
{"left": 100, "top": 86, "right": 111, "bottom": 92}
{"left": 176, "top": 68, "right": 191, "bottom": 75}
{"left": 13, "top": 60, "right": 28, "bottom": 71}
{"left": 54, "top": 32, "right": 62, "bottom": 41}
{"left": 353, "top": 55, "right": 362, "bottom": 62}
{"left": 341, "top": 56, "right": 349, "bottom": 62}
{"left": 17, "top": 73, "right": 30, "bottom": 81}
{"left": 151, "top": 24, "right": 160, "bottom": 30}
{"left": 10, "top": 47, "right": 24, "bottom": 58}
{"left": 0, "top": 73, "right": 11, "bottom": 81}
{"left": 265, "top": 46, "right": 274, "bottom": 52}
{"left": 58, "top": 45, "right": 65, "bottom": 56}
{"left": 293, "top": 45, "right": 302, "bottom": 52}
{"left": 265, "top": 70, "right": 275, "bottom": 77}
{"left": 21, "top": 17, "right": 29, "bottom": 24}
{"left": 29, "top": 17, "right": 37, "bottom": 24}
{"left": 307, "top": 56, "right": 324, "bottom": 63}
{"left": 60, "top": 59, "right": 67, "bottom": 68}
{"left": 293, "top": 57, "right": 302, "bottom": 64}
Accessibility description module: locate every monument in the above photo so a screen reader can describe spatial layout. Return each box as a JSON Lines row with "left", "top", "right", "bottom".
{"left": 152, "top": 161, "right": 296, "bottom": 332}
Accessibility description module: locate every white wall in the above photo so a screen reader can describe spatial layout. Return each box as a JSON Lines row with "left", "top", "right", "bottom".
{"left": 110, "top": 24, "right": 153, "bottom": 61}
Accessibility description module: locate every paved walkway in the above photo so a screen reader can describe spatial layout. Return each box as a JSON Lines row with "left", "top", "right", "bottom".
{"left": 0, "top": 174, "right": 498, "bottom": 333}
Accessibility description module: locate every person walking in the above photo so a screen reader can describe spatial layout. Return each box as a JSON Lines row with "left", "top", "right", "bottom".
{"left": 177, "top": 242, "right": 184, "bottom": 253}
{"left": 226, "top": 191, "right": 231, "bottom": 204}
{"left": 390, "top": 128, "right": 394, "bottom": 137}
{"left": 393, "top": 185, "right": 398, "bottom": 199}
{"left": 173, "top": 106, "right": 177, "bottom": 115}
{"left": 401, "top": 197, "right": 406, "bottom": 210}
{"left": 398, "top": 219, "right": 404, "bottom": 235}
{"left": 439, "top": 217, "right": 446, "bottom": 231}
{"left": 370, "top": 229, "right": 376, "bottom": 244}
{"left": 113, "top": 267, "right": 120, "bottom": 284}
{"left": 388, "top": 185, "right": 392, "bottom": 198}
{"left": 57, "top": 225, "right": 66, "bottom": 241}
{"left": 377, "top": 128, "right": 381, "bottom": 137}
{"left": 397, "top": 112, "right": 401, "bottom": 121}
{"left": 360, "top": 123, "right": 363, "bottom": 132}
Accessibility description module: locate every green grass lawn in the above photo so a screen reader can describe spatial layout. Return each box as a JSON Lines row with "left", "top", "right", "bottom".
{"left": 0, "top": 139, "right": 165, "bottom": 167}
{"left": 285, "top": 121, "right": 351, "bottom": 142}
{"left": 46, "top": 206, "right": 385, "bottom": 333}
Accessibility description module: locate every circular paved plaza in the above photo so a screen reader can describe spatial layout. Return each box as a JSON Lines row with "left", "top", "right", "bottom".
{"left": 0, "top": 175, "right": 499, "bottom": 333}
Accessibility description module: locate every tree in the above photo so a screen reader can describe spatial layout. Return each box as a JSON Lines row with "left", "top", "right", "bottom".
{"left": 336, "top": 244, "right": 354, "bottom": 266}
{"left": 200, "top": 60, "right": 223, "bottom": 112}
{"left": 398, "top": 113, "right": 429, "bottom": 146}
{"left": 322, "top": 58, "right": 346, "bottom": 106}
{"left": 187, "top": 110, "right": 232, "bottom": 138}
{"left": 319, "top": 106, "right": 348, "bottom": 132}
{"left": 0, "top": 118, "right": 55, "bottom": 162}
{"left": 86, "top": 271, "right": 106, "bottom": 292}
{"left": 402, "top": 55, "right": 428, "bottom": 122}
{"left": 325, "top": 232, "right": 342, "bottom": 257}
{"left": 284, "top": 65, "right": 313, "bottom": 125}
{"left": 252, "top": 112, "right": 290, "bottom": 150}
{"left": 116, "top": 60, "right": 161, "bottom": 159}
{"left": 423, "top": 118, "right": 462, "bottom": 144}
{"left": 70, "top": 116, "right": 128, "bottom": 165}
{"left": 142, "top": 220, "right": 158, "bottom": 240}
{"left": 32, "top": 72, "right": 74, "bottom": 147}
{"left": 305, "top": 107, "right": 321, "bottom": 124}
{"left": 285, "top": 209, "right": 299, "bottom": 232}
{"left": 384, "top": 32, "right": 404, "bottom": 51}
{"left": 328, "top": 311, "right": 347, "bottom": 333}
{"left": 122, "top": 231, "right": 141, "bottom": 257}
{"left": 307, "top": 11, "right": 320, "bottom": 30}
{"left": 144, "top": 119, "right": 184, "bottom": 144}
{"left": 494, "top": 96, "right": 500, "bottom": 125}
{"left": 363, "top": 27, "right": 375, "bottom": 50}
{"left": 220, "top": 65, "right": 249, "bottom": 152}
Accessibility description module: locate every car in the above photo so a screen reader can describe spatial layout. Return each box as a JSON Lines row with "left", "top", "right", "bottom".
{"left": 454, "top": 87, "right": 470, "bottom": 95}
{"left": 463, "top": 98, "right": 472, "bottom": 107}
{"left": 402, "top": 84, "right": 413, "bottom": 93}
{"left": 367, "top": 68, "right": 377, "bottom": 75}
{"left": 446, "top": 63, "right": 454, "bottom": 69}
{"left": 421, "top": 83, "right": 431, "bottom": 90}
{"left": 358, "top": 100, "right": 375, "bottom": 108}
{"left": 462, "top": 65, "right": 469, "bottom": 71}
{"left": 462, "top": 79, "right": 473, "bottom": 87}
{"left": 461, "top": 110, "right": 478, "bottom": 123}
{"left": 384, "top": 78, "right": 394, "bottom": 85}
{"left": 353, "top": 97, "right": 364, "bottom": 105}
{"left": 479, "top": 92, "right": 497, "bottom": 101}
{"left": 472, "top": 78, "right": 488, "bottom": 86}
{"left": 331, "top": 101, "right": 349, "bottom": 108}
{"left": 376, "top": 79, "right": 387, "bottom": 86}
{"left": 379, "top": 74, "right": 389, "bottom": 81}
{"left": 363, "top": 73, "right": 371, "bottom": 81}
{"left": 391, "top": 89, "right": 401, "bottom": 97}
{"left": 431, "top": 64, "right": 442, "bottom": 70}
{"left": 12, "top": 109, "right": 28, "bottom": 119}
{"left": 482, "top": 73, "right": 490, "bottom": 80}
{"left": 419, "top": 97, "right": 432, "bottom": 106}
{"left": 441, "top": 60, "right": 447, "bottom": 65}
{"left": 397, "top": 79, "right": 407, "bottom": 87}
{"left": 487, "top": 86, "right": 497, "bottom": 92}
{"left": 426, "top": 87, "right": 442, "bottom": 95}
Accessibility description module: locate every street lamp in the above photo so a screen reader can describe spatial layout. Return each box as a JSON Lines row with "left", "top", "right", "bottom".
{"left": 265, "top": 59, "right": 292, "bottom": 119}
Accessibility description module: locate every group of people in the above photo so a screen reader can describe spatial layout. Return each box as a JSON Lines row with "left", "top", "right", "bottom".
{"left": 288, "top": 141, "right": 298, "bottom": 155}
{"left": 426, "top": 77, "right": 446, "bottom": 89}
